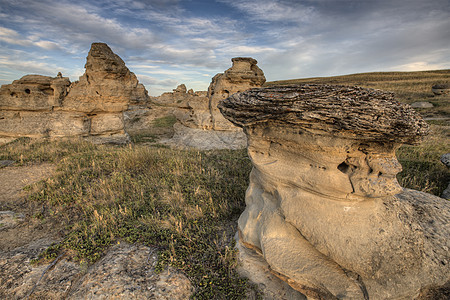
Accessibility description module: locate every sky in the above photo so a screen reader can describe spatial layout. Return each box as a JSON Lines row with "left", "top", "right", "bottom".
{"left": 0, "top": 0, "right": 449, "bottom": 96}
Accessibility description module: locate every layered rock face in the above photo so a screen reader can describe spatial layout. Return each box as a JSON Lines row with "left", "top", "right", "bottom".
{"left": 156, "top": 84, "right": 211, "bottom": 129}
{"left": 208, "top": 57, "right": 265, "bottom": 130}
{"left": 219, "top": 85, "right": 449, "bottom": 299}
{"left": 0, "top": 43, "right": 149, "bottom": 144}
{"left": 65, "top": 42, "right": 148, "bottom": 111}
{"left": 163, "top": 58, "right": 266, "bottom": 150}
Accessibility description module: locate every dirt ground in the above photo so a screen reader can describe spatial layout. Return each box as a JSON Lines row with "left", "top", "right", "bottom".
{"left": 0, "top": 162, "right": 60, "bottom": 251}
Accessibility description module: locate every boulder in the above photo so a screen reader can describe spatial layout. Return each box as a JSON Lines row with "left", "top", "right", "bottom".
{"left": 208, "top": 57, "right": 265, "bottom": 131}
{"left": 219, "top": 85, "right": 449, "bottom": 299}
{"left": 156, "top": 85, "right": 211, "bottom": 129}
{"left": 432, "top": 83, "right": 450, "bottom": 95}
{"left": 173, "top": 91, "right": 211, "bottom": 130}
{"left": 410, "top": 101, "right": 434, "bottom": 108}
{"left": 441, "top": 153, "right": 450, "bottom": 167}
{"left": 441, "top": 153, "right": 450, "bottom": 199}
{"left": 156, "top": 84, "right": 193, "bottom": 106}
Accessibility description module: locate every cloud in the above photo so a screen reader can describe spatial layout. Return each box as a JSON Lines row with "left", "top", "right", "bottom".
{"left": 34, "top": 40, "right": 63, "bottom": 51}
{"left": 219, "top": 0, "right": 317, "bottom": 23}
{"left": 0, "top": 26, "right": 32, "bottom": 46}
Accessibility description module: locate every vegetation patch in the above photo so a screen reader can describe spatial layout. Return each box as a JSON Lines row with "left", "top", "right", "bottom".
{"left": 1, "top": 138, "right": 255, "bottom": 298}
{"left": 152, "top": 115, "right": 177, "bottom": 128}
{"left": 396, "top": 125, "right": 449, "bottom": 196}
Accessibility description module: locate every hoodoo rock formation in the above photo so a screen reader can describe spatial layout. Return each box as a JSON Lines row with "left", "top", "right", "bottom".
{"left": 208, "top": 57, "right": 266, "bottom": 131}
{"left": 0, "top": 43, "right": 149, "bottom": 144}
{"left": 165, "top": 57, "right": 266, "bottom": 150}
{"left": 219, "top": 85, "right": 449, "bottom": 299}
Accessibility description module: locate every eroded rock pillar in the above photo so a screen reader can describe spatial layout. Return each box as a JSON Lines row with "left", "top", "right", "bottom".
{"left": 219, "top": 85, "right": 449, "bottom": 299}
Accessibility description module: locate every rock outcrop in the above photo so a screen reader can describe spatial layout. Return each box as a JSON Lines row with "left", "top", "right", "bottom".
{"left": 164, "top": 58, "right": 265, "bottom": 150}
{"left": 0, "top": 43, "right": 149, "bottom": 144}
{"left": 219, "top": 85, "right": 449, "bottom": 299}
{"left": 208, "top": 57, "right": 265, "bottom": 131}
{"left": 156, "top": 84, "right": 211, "bottom": 129}
{"left": 432, "top": 83, "right": 450, "bottom": 95}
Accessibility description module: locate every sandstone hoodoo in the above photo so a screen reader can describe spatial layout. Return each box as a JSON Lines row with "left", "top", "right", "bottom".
{"left": 64, "top": 42, "right": 148, "bottom": 112}
{"left": 164, "top": 57, "right": 266, "bottom": 150}
{"left": 219, "top": 85, "right": 449, "bottom": 299}
{"left": 0, "top": 43, "right": 149, "bottom": 144}
{"left": 208, "top": 57, "right": 266, "bottom": 130}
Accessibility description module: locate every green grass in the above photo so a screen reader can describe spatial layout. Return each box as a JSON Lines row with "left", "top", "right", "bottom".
{"left": 152, "top": 115, "right": 177, "bottom": 128}
{"left": 396, "top": 125, "right": 449, "bottom": 196}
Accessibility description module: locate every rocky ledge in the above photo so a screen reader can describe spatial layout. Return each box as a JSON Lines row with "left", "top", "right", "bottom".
{"left": 219, "top": 84, "right": 429, "bottom": 144}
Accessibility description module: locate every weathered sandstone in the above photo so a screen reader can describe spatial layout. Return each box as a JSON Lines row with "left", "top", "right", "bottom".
{"left": 165, "top": 58, "right": 265, "bottom": 150}
{"left": 432, "top": 83, "right": 450, "bottom": 95}
{"left": 64, "top": 43, "right": 148, "bottom": 112}
{"left": 208, "top": 57, "right": 265, "bottom": 130}
{"left": 0, "top": 75, "right": 70, "bottom": 111}
{"left": 219, "top": 85, "right": 449, "bottom": 299}
{"left": 157, "top": 85, "right": 211, "bottom": 129}
{"left": 0, "top": 43, "right": 149, "bottom": 143}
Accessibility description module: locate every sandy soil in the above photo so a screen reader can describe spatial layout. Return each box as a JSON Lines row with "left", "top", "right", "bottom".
{"left": 0, "top": 162, "right": 59, "bottom": 251}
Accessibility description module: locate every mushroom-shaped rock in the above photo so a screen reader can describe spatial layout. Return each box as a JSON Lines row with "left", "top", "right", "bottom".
{"left": 219, "top": 85, "right": 449, "bottom": 299}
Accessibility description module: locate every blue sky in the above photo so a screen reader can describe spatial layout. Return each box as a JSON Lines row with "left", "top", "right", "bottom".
{"left": 1, "top": 0, "right": 449, "bottom": 96}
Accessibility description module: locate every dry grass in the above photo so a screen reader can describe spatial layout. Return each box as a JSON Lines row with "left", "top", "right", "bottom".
{"left": 1, "top": 138, "right": 255, "bottom": 298}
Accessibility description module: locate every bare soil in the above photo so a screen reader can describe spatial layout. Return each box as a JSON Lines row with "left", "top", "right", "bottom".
{"left": 0, "top": 163, "right": 61, "bottom": 251}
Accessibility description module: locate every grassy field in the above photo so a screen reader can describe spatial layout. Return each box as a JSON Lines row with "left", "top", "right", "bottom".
{"left": 1, "top": 71, "right": 449, "bottom": 299}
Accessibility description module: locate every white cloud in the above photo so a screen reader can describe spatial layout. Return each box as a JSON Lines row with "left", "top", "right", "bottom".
{"left": 219, "top": 0, "right": 317, "bottom": 23}
{"left": 35, "top": 40, "right": 63, "bottom": 51}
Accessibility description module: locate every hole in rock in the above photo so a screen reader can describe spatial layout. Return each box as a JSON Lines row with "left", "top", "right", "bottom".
{"left": 25, "top": 89, "right": 31, "bottom": 94}
{"left": 338, "top": 161, "right": 350, "bottom": 174}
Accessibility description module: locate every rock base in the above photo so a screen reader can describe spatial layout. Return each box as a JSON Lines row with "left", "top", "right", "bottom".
{"left": 235, "top": 233, "right": 307, "bottom": 300}
{"left": 164, "top": 123, "right": 247, "bottom": 150}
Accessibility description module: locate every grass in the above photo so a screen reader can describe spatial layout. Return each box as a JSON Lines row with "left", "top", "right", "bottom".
{"left": 396, "top": 125, "right": 449, "bottom": 196}
{"left": 152, "top": 115, "right": 177, "bottom": 128}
